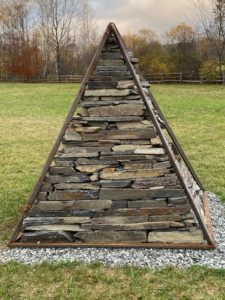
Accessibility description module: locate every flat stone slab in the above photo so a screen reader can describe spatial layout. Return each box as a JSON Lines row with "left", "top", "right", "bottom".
{"left": 112, "top": 145, "right": 152, "bottom": 152}
{"left": 134, "top": 148, "right": 165, "bottom": 155}
{"left": 64, "top": 131, "right": 81, "bottom": 141}
{"left": 31, "top": 201, "right": 74, "bottom": 212}
{"left": 83, "top": 128, "right": 156, "bottom": 141}
{"left": 153, "top": 161, "right": 171, "bottom": 169}
{"left": 123, "top": 162, "right": 153, "bottom": 170}
{"left": 148, "top": 214, "right": 181, "bottom": 222}
{"left": 24, "top": 225, "right": 88, "bottom": 232}
{"left": 100, "top": 154, "right": 156, "bottom": 161}
{"left": 20, "top": 231, "right": 73, "bottom": 242}
{"left": 73, "top": 116, "right": 142, "bottom": 122}
{"left": 82, "top": 127, "right": 102, "bottom": 133}
{"left": 117, "top": 80, "right": 135, "bottom": 89}
{"left": 72, "top": 200, "right": 112, "bottom": 210}
{"left": 40, "top": 183, "right": 53, "bottom": 192}
{"left": 76, "top": 158, "right": 118, "bottom": 165}
{"left": 116, "top": 121, "right": 152, "bottom": 130}
{"left": 148, "top": 231, "right": 204, "bottom": 244}
{"left": 48, "top": 190, "right": 99, "bottom": 201}
{"left": 151, "top": 136, "right": 162, "bottom": 145}
{"left": 88, "top": 104, "right": 143, "bottom": 116}
{"left": 59, "top": 152, "right": 99, "bottom": 158}
{"left": 49, "top": 167, "right": 76, "bottom": 175}
{"left": 85, "top": 89, "right": 131, "bottom": 97}
{"left": 92, "top": 216, "right": 148, "bottom": 224}
{"left": 32, "top": 200, "right": 112, "bottom": 212}
{"left": 99, "top": 180, "right": 132, "bottom": 187}
{"left": 54, "top": 160, "right": 74, "bottom": 167}
{"left": 23, "top": 216, "right": 91, "bottom": 225}
{"left": 54, "top": 183, "right": 99, "bottom": 190}
{"left": 132, "top": 176, "right": 177, "bottom": 189}
{"left": 46, "top": 174, "right": 90, "bottom": 184}
{"left": 130, "top": 57, "right": 139, "bottom": 64}
{"left": 37, "top": 192, "right": 47, "bottom": 201}
{"left": 74, "top": 231, "right": 146, "bottom": 242}
{"left": 81, "top": 100, "right": 144, "bottom": 108}
{"left": 90, "top": 221, "right": 184, "bottom": 231}
{"left": 100, "top": 169, "right": 168, "bottom": 180}
{"left": 62, "top": 146, "right": 110, "bottom": 154}
{"left": 128, "top": 200, "right": 167, "bottom": 208}
{"left": 99, "top": 188, "right": 186, "bottom": 200}
{"left": 76, "top": 164, "right": 109, "bottom": 173}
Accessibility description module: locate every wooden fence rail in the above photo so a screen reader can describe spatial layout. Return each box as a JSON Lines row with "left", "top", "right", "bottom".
{"left": 0, "top": 74, "right": 83, "bottom": 83}
{"left": 144, "top": 72, "right": 225, "bottom": 85}
{"left": 0, "top": 73, "right": 225, "bottom": 84}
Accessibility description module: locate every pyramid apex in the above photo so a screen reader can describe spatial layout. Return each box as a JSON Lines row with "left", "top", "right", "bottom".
{"left": 108, "top": 22, "right": 116, "bottom": 29}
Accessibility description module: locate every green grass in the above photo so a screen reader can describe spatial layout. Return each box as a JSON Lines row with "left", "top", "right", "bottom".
{"left": 1, "top": 261, "right": 225, "bottom": 299}
{"left": 151, "top": 84, "right": 225, "bottom": 201}
{"left": 1, "top": 83, "right": 225, "bottom": 299}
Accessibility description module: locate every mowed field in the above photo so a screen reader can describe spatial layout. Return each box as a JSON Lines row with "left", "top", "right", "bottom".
{"left": 1, "top": 83, "right": 225, "bottom": 299}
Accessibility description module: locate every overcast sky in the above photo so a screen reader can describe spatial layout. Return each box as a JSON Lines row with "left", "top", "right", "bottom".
{"left": 90, "top": 0, "right": 209, "bottom": 35}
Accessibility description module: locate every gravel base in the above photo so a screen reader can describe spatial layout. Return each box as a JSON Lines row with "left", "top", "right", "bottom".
{"left": 1, "top": 192, "right": 225, "bottom": 268}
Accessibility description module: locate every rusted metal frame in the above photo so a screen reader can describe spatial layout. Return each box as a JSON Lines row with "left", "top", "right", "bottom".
{"left": 111, "top": 23, "right": 213, "bottom": 246}
{"left": 203, "top": 192, "right": 215, "bottom": 246}
{"left": 8, "top": 241, "right": 215, "bottom": 250}
{"left": 9, "top": 24, "right": 112, "bottom": 245}
{"left": 148, "top": 89, "right": 205, "bottom": 191}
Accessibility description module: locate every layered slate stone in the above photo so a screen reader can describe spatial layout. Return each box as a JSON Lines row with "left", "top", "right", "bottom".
{"left": 12, "top": 27, "right": 210, "bottom": 247}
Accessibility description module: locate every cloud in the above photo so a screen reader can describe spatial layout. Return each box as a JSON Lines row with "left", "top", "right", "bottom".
{"left": 90, "top": 0, "right": 197, "bottom": 35}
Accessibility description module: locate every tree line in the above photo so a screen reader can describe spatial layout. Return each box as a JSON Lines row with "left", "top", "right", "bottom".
{"left": 0, "top": 0, "right": 224, "bottom": 79}
{"left": 125, "top": 0, "right": 225, "bottom": 79}
{"left": 0, "top": 0, "right": 96, "bottom": 78}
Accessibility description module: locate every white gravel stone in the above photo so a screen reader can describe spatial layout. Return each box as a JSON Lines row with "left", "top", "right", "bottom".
{"left": 1, "top": 192, "right": 225, "bottom": 269}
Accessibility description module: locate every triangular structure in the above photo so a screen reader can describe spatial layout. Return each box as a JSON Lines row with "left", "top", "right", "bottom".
{"left": 9, "top": 23, "right": 215, "bottom": 249}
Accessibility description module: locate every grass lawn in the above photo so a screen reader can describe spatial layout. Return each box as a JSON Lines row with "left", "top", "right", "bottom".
{"left": 1, "top": 262, "right": 225, "bottom": 299}
{"left": 0, "top": 83, "right": 225, "bottom": 299}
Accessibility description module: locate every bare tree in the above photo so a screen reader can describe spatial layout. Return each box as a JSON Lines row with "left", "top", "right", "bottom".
{"left": 73, "top": 0, "right": 97, "bottom": 74}
{"left": 78, "top": 0, "right": 97, "bottom": 49}
{"left": 0, "top": 0, "right": 35, "bottom": 77}
{"left": 192, "top": 0, "right": 225, "bottom": 74}
{"left": 35, "top": 0, "right": 81, "bottom": 77}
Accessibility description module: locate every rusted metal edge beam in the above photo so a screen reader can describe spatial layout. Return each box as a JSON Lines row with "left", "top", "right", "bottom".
{"left": 203, "top": 192, "right": 215, "bottom": 246}
{"left": 8, "top": 24, "right": 113, "bottom": 245}
{"left": 148, "top": 90, "right": 205, "bottom": 191}
{"left": 111, "top": 23, "right": 214, "bottom": 246}
{"left": 7, "top": 241, "right": 215, "bottom": 250}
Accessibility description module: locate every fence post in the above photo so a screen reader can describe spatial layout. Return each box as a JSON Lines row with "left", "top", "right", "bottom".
{"left": 179, "top": 72, "right": 183, "bottom": 84}
{"left": 161, "top": 73, "right": 164, "bottom": 84}
{"left": 200, "top": 75, "right": 203, "bottom": 85}
{"left": 223, "top": 72, "right": 225, "bottom": 85}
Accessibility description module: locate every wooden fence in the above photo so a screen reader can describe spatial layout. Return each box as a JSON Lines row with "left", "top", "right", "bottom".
{"left": 0, "top": 74, "right": 83, "bottom": 83}
{"left": 144, "top": 72, "right": 225, "bottom": 85}
{"left": 0, "top": 73, "right": 225, "bottom": 84}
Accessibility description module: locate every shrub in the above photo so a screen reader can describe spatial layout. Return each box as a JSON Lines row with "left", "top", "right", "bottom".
{"left": 200, "top": 60, "right": 219, "bottom": 80}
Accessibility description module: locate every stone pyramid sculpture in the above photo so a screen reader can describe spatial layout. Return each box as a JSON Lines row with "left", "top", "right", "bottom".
{"left": 9, "top": 23, "right": 215, "bottom": 249}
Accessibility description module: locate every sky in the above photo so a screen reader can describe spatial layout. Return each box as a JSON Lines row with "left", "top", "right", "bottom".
{"left": 90, "top": 0, "right": 209, "bottom": 35}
